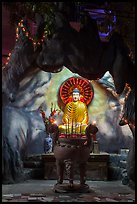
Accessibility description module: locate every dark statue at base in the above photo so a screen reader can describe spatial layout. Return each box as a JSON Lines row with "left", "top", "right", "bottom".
{"left": 49, "top": 123, "right": 98, "bottom": 193}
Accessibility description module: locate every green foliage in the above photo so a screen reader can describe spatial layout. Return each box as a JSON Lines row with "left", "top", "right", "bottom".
{"left": 3, "top": 2, "right": 56, "bottom": 37}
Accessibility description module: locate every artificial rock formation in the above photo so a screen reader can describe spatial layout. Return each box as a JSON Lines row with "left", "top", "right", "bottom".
{"left": 2, "top": 7, "right": 135, "bottom": 184}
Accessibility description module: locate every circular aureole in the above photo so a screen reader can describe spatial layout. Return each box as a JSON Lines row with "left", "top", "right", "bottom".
{"left": 59, "top": 77, "right": 94, "bottom": 106}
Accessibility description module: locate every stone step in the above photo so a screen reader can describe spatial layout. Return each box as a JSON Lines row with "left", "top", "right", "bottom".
{"left": 119, "top": 160, "right": 127, "bottom": 168}
{"left": 24, "top": 154, "right": 45, "bottom": 161}
{"left": 23, "top": 153, "right": 127, "bottom": 181}
{"left": 23, "top": 168, "right": 44, "bottom": 180}
{"left": 23, "top": 161, "right": 43, "bottom": 168}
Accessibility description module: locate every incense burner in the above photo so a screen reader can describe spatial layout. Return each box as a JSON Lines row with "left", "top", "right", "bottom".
{"left": 48, "top": 123, "right": 98, "bottom": 192}
{"left": 54, "top": 135, "right": 92, "bottom": 162}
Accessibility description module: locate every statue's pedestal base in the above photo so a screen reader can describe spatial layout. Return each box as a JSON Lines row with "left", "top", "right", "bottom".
{"left": 53, "top": 183, "right": 90, "bottom": 193}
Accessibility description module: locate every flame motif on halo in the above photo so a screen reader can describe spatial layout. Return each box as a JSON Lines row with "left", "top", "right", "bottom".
{"left": 59, "top": 77, "right": 94, "bottom": 106}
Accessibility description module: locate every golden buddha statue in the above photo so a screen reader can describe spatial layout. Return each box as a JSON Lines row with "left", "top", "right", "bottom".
{"left": 59, "top": 88, "right": 89, "bottom": 134}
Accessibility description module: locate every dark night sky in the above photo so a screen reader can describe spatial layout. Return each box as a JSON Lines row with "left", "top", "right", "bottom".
{"left": 2, "top": 3, "right": 79, "bottom": 57}
{"left": 2, "top": 4, "right": 80, "bottom": 64}
{"left": 2, "top": 5, "right": 16, "bottom": 57}
{"left": 2, "top": 2, "right": 135, "bottom": 63}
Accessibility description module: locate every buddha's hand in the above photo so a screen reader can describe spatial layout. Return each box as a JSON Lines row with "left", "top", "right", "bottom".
{"left": 75, "top": 122, "right": 82, "bottom": 127}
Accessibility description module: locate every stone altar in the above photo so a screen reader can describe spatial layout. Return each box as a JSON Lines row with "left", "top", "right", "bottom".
{"left": 43, "top": 152, "right": 109, "bottom": 181}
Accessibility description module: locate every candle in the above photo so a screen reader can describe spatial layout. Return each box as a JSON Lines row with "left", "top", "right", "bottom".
{"left": 72, "top": 120, "right": 73, "bottom": 134}
{"left": 75, "top": 120, "right": 76, "bottom": 134}
{"left": 66, "top": 124, "right": 67, "bottom": 134}
{"left": 80, "top": 123, "right": 82, "bottom": 134}
{"left": 54, "top": 103, "right": 56, "bottom": 111}
{"left": 68, "top": 119, "right": 69, "bottom": 134}
{"left": 51, "top": 102, "right": 53, "bottom": 113}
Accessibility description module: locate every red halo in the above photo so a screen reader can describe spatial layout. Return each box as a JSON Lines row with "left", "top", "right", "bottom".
{"left": 59, "top": 77, "right": 94, "bottom": 106}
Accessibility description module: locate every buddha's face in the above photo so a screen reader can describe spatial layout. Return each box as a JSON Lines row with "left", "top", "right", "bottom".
{"left": 72, "top": 92, "right": 80, "bottom": 102}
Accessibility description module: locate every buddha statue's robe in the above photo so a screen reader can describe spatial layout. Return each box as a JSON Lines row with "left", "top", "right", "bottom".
{"left": 59, "top": 101, "right": 89, "bottom": 134}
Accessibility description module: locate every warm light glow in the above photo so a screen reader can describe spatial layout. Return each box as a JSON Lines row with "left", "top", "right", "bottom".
{"left": 14, "top": 19, "right": 46, "bottom": 50}
{"left": 92, "top": 120, "right": 96, "bottom": 125}
{"left": 109, "top": 102, "right": 116, "bottom": 107}
{"left": 60, "top": 77, "right": 94, "bottom": 106}
{"left": 119, "top": 98, "right": 125, "bottom": 105}
{"left": 53, "top": 120, "right": 57, "bottom": 124}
